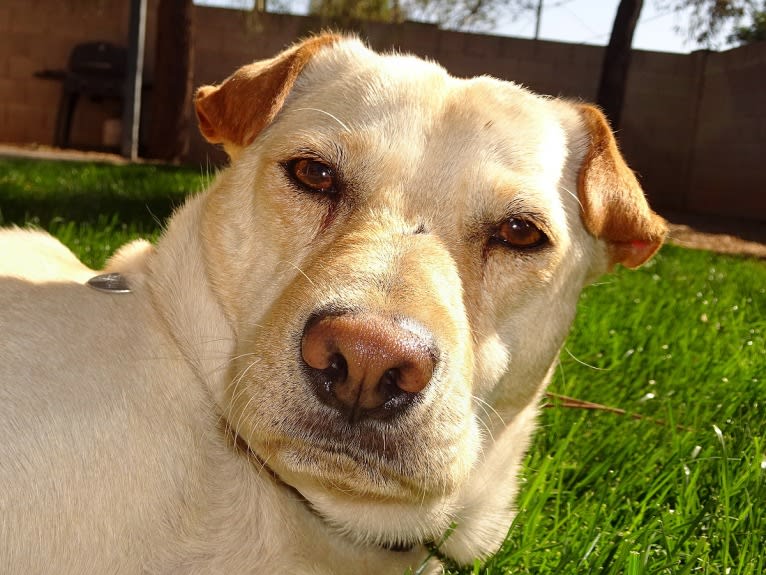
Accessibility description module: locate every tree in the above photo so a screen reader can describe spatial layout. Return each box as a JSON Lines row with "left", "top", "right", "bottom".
{"left": 309, "top": 0, "right": 404, "bottom": 26}
{"left": 308, "top": 0, "right": 535, "bottom": 31}
{"left": 407, "top": 0, "right": 535, "bottom": 30}
{"left": 596, "top": 0, "right": 644, "bottom": 130}
{"left": 147, "top": 0, "right": 194, "bottom": 162}
{"left": 662, "top": 0, "right": 757, "bottom": 46}
{"left": 598, "top": 0, "right": 760, "bottom": 128}
{"left": 728, "top": 3, "right": 766, "bottom": 43}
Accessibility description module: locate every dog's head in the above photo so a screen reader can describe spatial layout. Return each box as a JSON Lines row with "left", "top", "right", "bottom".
{"left": 194, "top": 34, "right": 666, "bottom": 558}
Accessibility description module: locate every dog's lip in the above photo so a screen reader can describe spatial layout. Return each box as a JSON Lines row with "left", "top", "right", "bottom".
{"left": 290, "top": 484, "right": 423, "bottom": 553}
{"left": 292, "top": 407, "right": 419, "bottom": 458}
{"left": 229, "top": 428, "right": 423, "bottom": 553}
{"left": 258, "top": 434, "right": 431, "bottom": 498}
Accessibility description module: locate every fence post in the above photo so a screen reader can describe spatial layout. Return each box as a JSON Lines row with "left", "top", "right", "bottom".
{"left": 121, "top": 0, "right": 147, "bottom": 160}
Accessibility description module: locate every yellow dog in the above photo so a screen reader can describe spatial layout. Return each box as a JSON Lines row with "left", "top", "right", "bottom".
{"left": 0, "top": 34, "right": 665, "bottom": 573}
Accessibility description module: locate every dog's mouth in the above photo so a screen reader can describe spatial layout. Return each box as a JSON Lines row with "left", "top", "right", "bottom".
{"left": 226, "top": 425, "right": 434, "bottom": 553}
{"left": 252, "top": 422, "right": 443, "bottom": 498}
{"left": 236, "top": 397, "right": 479, "bottom": 552}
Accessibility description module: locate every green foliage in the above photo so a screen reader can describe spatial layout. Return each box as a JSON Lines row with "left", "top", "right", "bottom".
{"left": 307, "top": 0, "right": 535, "bottom": 31}
{"left": 729, "top": 4, "right": 766, "bottom": 44}
{"left": 455, "top": 245, "right": 766, "bottom": 573}
{"left": 309, "top": 0, "right": 404, "bottom": 25}
{"left": 657, "top": 0, "right": 763, "bottom": 48}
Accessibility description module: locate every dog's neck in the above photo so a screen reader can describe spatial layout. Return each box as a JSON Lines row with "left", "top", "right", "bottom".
{"left": 146, "top": 192, "right": 236, "bottom": 408}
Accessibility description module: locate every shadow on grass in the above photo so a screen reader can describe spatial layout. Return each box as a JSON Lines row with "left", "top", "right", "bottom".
{"left": 0, "top": 157, "right": 208, "bottom": 229}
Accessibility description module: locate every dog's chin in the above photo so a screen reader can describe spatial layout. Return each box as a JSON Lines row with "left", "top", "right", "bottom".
{"left": 247, "top": 438, "right": 468, "bottom": 550}
{"left": 277, "top": 467, "right": 459, "bottom": 550}
{"left": 239, "top": 403, "right": 482, "bottom": 549}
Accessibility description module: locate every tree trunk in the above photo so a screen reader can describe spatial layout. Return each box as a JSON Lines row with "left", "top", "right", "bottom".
{"left": 147, "top": 0, "right": 194, "bottom": 162}
{"left": 596, "top": 0, "right": 643, "bottom": 129}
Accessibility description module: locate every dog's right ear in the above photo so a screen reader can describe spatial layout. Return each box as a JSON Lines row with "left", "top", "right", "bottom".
{"left": 194, "top": 33, "right": 341, "bottom": 156}
{"left": 576, "top": 104, "right": 667, "bottom": 269}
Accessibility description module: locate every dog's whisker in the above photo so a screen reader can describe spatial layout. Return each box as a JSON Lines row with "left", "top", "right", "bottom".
{"left": 204, "top": 356, "right": 240, "bottom": 380}
{"left": 275, "top": 259, "right": 318, "bottom": 290}
{"left": 231, "top": 392, "right": 259, "bottom": 443}
{"left": 293, "top": 107, "right": 351, "bottom": 132}
{"left": 228, "top": 358, "right": 261, "bottom": 403}
{"left": 224, "top": 367, "right": 253, "bottom": 413}
{"left": 204, "top": 370, "right": 256, "bottom": 449}
{"left": 560, "top": 183, "right": 584, "bottom": 212}
{"left": 226, "top": 351, "right": 260, "bottom": 364}
{"left": 214, "top": 358, "right": 262, "bottom": 438}
{"left": 471, "top": 394, "right": 506, "bottom": 429}
{"left": 563, "top": 346, "right": 610, "bottom": 371}
{"left": 239, "top": 423, "right": 276, "bottom": 479}
{"left": 471, "top": 408, "right": 496, "bottom": 446}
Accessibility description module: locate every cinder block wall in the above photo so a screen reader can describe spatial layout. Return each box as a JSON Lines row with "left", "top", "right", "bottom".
{"left": 689, "top": 45, "right": 766, "bottom": 218}
{"left": 0, "top": 0, "right": 154, "bottom": 148}
{"left": 1, "top": 0, "right": 764, "bottom": 221}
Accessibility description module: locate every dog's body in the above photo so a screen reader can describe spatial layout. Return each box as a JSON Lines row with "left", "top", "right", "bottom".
{"left": 0, "top": 35, "right": 666, "bottom": 573}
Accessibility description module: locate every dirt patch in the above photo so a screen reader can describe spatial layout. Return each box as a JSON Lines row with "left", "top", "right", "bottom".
{"left": 667, "top": 225, "right": 766, "bottom": 259}
{"left": 663, "top": 211, "right": 766, "bottom": 259}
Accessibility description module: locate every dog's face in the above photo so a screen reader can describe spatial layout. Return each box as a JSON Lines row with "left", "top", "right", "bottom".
{"left": 194, "top": 35, "right": 666, "bottom": 553}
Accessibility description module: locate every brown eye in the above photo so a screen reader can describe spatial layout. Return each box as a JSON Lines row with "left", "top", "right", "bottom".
{"left": 289, "top": 158, "right": 336, "bottom": 193}
{"left": 492, "top": 218, "right": 547, "bottom": 249}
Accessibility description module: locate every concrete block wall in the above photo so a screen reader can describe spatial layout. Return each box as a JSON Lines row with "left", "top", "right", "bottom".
{"left": 618, "top": 49, "right": 703, "bottom": 210}
{"left": 1, "top": 2, "right": 764, "bottom": 221}
{"left": 0, "top": 0, "right": 147, "bottom": 148}
{"left": 690, "top": 44, "right": 766, "bottom": 218}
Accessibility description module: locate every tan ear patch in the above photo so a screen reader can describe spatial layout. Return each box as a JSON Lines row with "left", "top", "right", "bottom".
{"left": 577, "top": 104, "right": 667, "bottom": 269}
{"left": 194, "top": 33, "right": 341, "bottom": 152}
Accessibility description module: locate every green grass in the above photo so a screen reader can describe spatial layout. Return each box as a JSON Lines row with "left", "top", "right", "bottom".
{"left": 2, "top": 157, "right": 765, "bottom": 573}
{"left": 462, "top": 245, "right": 766, "bottom": 574}
{"left": 0, "top": 157, "right": 206, "bottom": 268}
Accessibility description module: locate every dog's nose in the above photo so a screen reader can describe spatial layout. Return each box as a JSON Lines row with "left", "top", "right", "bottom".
{"left": 301, "top": 313, "right": 435, "bottom": 421}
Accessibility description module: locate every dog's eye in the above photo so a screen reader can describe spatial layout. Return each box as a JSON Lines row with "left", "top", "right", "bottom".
{"left": 492, "top": 218, "right": 548, "bottom": 249}
{"left": 288, "top": 159, "right": 336, "bottom": 193}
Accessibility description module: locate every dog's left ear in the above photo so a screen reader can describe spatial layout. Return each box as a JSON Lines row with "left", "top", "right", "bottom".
{"left": 577, "top": 104, "right": 667, "bottom": 269}
{"left": 194, "top": 33, "right": 341, "bottom": 156}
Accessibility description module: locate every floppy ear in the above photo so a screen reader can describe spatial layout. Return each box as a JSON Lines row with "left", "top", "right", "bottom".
{"left": 577, "top": 104, "right": 667, "bottom": 269}
{"left": 194, "top": 33, "right": 341, "bottom": 155}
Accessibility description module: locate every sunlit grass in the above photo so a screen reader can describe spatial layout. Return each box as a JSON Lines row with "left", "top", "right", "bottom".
{"left": 41, "top": 216, "right": 160, "bottom": 269}
{"left": 460, "top": 246, "right": 766, "bottom": 574}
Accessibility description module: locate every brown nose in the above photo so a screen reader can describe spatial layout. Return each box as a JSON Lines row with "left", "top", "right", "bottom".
{"left": 301, "top": 312, "right": 436, "bottom": 422}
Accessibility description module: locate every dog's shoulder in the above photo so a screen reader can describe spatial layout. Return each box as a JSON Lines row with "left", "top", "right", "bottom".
{"left": 0, "top": 228, "right": 155, "bottom": 281}
{"left": 0, "top": 228, "right": 93, "bottom": 282}
{"left": 105, "top": 238, "right": 155, "bottom": 275}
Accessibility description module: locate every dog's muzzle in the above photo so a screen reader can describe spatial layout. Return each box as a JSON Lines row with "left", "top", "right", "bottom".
{"left": 301, "top": 311, "right": 437, "bottom": 423}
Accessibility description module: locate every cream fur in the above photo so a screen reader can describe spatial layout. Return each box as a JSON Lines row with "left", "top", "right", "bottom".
{"left": 0, "top": 36, "right": 664, "bottom": 573}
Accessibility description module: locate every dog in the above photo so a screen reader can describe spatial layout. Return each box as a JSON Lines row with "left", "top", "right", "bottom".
{"left": 0, "top": 34, "right": 666, "bottom": 574}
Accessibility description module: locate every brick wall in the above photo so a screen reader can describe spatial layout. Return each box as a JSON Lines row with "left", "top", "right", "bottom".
{"left": 1, "top": 0, "right": 764, "bottom": 221}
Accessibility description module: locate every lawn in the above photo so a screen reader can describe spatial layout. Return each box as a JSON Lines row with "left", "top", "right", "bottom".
{"left": 0, "top": 157, "right": 204, "bottom": 268}
{"left": 467, "top": 245, "right": 765, "bottom": 574}
{"left": 2, "top": 157, "right": 764, "bottom": 574}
